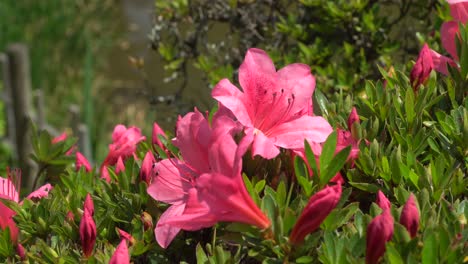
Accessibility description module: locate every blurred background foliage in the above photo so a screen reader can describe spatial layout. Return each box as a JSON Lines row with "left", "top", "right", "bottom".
{"left": 0, "top": 0, "right": 445, "bottom": 165}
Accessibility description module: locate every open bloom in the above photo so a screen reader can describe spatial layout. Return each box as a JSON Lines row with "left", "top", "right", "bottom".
{"left": 0, "top": 169, "right": 52, "bottom": 243}
{"left": 147, "top": 110, "right": 270, "bottom": 248}
{"left": 101, "top": 125, "right": 145, "bottom": 181}
{"left": 289, "top": 183, "right": 342, "bottom": 244}
{"left": 400, "top": 194, "right": 420, "bottom": 238}
{"left": 366, "top": 191, "right": 394, "bottom": 264}
{"left": 110, "top": 239, "right": 130, "bottom": 264}
{"left": 212, "top": 48, "right": 332, "bottom": 159}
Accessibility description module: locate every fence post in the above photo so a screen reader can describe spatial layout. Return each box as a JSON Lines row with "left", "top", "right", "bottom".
{"left": 7, "top": 43, "right": 36, "bottom": 191}
{"left": 0, "top": 53, "right": 18, "bottom": 161}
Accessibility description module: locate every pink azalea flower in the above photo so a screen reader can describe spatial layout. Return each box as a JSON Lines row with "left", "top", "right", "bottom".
{"left": 366, "top": 191, "right": 394, "bottom": 264}
{"left": 212, "top": 48, "right": 332, "bottom": 159}
{"left": 76, "top": 152, "right": 92, "bottom": 172}
{"left": 140, "top": 151, "right": 155, "bottom": 184}
{"left": 109, "top": 239, "right": 130, "bottom": 264}
{"left": 80, "top": 206, "right": 96, "bottom": 258}
{"left": 347, "top": 107, "right": 360, "bottom": 130}
{"left": 51, "top": 132, "right": 67, "bottom": 144}
{"left": 410, "top": 44, "right": 434, "bottom": 90}
{"left": 289, "top": 183, "right": 342, "bottom": 244}
{"left": 152, "top": 122, "right": 167, "bottom": 149}
{"left": 400, "top": 194, "right": 420, "bottom": 238}
{"left": 101, "top": 125, "right": 145, "bottom": 181}
{"left": 147, "top": 110, "right": 270, "bottom": 248}
{"left": 0, "top": 169, "right": 53, "bottom": 243}
{"left": 16, "top": 243, "right": 25, "bottom": 260}
{"left": 430, "top": 0, "right": 467, "bottom": 75}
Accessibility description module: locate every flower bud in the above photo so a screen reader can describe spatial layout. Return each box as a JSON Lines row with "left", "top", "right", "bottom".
{"left": 289, "top": 184, "right": 342, "bottom": 244}
{"left": 376, "top": 190, "right": 391, "bottom": 211}
{"left": 76, "top": 152, "right": 92, "bottom": 172}
{"left": 410, "top": 44, "right": 433, "bottom": 91}
{"left": 140, "top": 151, "right": 155, "bottom": 184}
{"left": 347, "top": 107, "right": 359, "bottom": 130}
{"left": 109, "top": 239, "right": 130, "bottom": 264}
{"left": 84, "top": 194, "right": 94, "bottom": 216}
{"left": 152, "top": 122, "right": 167, "bottom": 149}
{"left": 79, "top": 209, "right": 96, "bottom": 258}
{"left": 366, "top": 210, "right": 394, "bottom": 264}
{"left": 115, "top": 157, "right": 126, "bottom": 174}
{"left": 400, "top": 194, "right": 419, "bottom": 238}
{"left": 117, "top": 228, "right": 136, "bottom": 246}
{"left": 141, "top": 212, "right": 153, "bottom": 231}
{"left": 16, "top": 243, "right": 26, "bottom": 260}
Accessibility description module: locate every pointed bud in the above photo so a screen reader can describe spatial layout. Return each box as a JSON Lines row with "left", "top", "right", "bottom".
{"left": 366, "top": 210, "right": 394, "bottom": 264}
{"left": 66, "top": 211, "right": 75, "bottom": 222}
{"left": 115, "top": 157, "right": 126, "bottom": 174}
{"left": 51, "top": 132, "right": 67, "bottom": 144}
{"left": 79, "top": 209, "right": 96, "bottom": 258}
{"left": 76, "top": 152, "right": 92, "bottom": 172}
{"left": 410, "top": 44, "right": 433, "bottom": 91}
{"left": 16, "top": 243, "right": 26, "bottom": 260}
{"left": 141, "top": 212, "right": 153, "bottom": 231}
{"left": 84, "top": 194, "right": 94, "bottom": 216}
{"left": 117, "top": 228, "right": 136, "bottom": 246}
{"left": 400, "top": 194, "right": 419, "bottom": 238}
{"left": 152, "top": 122, "right": 167, "bottom": 149}
{"left": 347, "top": 107, "right": 359, "bottom": 130}
{"left": 140, "top": 151, "right": 155, "bottom": 184}
{"left": 109, "top": 239, "right": 130, "bottom": 264}
{"left": 101, "top": 165, "right": 111, "bottom": 182}
{"left": 376, "top": 190, "right": 391, "bottom": 211}
{"left": 289, "top": 184, "right": 342, "bottom": 244}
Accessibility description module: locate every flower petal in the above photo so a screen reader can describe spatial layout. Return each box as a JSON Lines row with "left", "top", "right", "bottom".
{"left": 26, "top": 183, "right": 53, "bottom": 201}
{"left": 269, "top": 116, "right": 333, "bottom": 149}
{"left": 147, "top": 159, "right": 191, "bottom": 204}
{"left": 430, "top": 49, "right": 457, "bottom": 75}
{"left": 441, "top": 21, "right": 460, "bottom": 61}
{"left": 239, "top": 48, "right": 276, "bottom": 95}
{"left": 212, "top": 79, "right": 253, "bottom": 127}
{"left": 277, "top": 63, "right": 315, "bottom": 115}
{"left": 449, "top": 1, "right": 468, "bottom": 23}
{"left": 249, "top": 129, "right": 280, "bottom": 159}
{"left": 155, "top": 203, "right": 185, "bottom": 248}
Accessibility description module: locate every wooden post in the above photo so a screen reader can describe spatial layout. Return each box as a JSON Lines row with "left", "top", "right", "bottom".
{"left": 7, "top": 43, "right": 36, "bottom": 191}
{"left": 0, "top": 53, "right": 17, "bottom": 160}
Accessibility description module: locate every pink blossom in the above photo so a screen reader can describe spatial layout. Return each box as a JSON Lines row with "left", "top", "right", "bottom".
{"left": 100, "top": 125, "right": 145, "bottom": 181}
{"left": 140, "top": 151, "right": 155, "bottom": 184}
{"left": 430, "top": 49, "right": 457, "bottom": 75}
{"left": 79, "top": 208, "right": 96, "bottom": 258}
{"left": 400, "top": 194, "right": 420, "bottom": 238}
{"left": 212, "top": 48, "right": 332, "bottom": 159}
{"left": 76, "top": 152, "right": 92, "bottom": 172}
{"left": 448, "top": 0, "right": 468, "bottom": 24}
{"left": 289, "top": 183, "right": 342, "bottom": 244}
{"left": 410, "top": 44, "right": 434, "bottom": 90}
{"left": 152, "top": 122, "right": 167, "bottom": 149}
{"left": 376, "top": 190, "right": 391, "bottom": 211}
{"left": 109, "top": 239, "right": 130, "bottom": 264}
{"left": 16, "top": 243, "right": 25, "bottom": 260}
{"left": 0, "top": 169, "right": 53, "bottom": 243}
{"left": 147, "top": 110, "right": 270, "bottom": 248}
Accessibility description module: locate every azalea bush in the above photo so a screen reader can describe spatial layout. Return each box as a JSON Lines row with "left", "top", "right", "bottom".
{"left": 0, "top": 1, "right": 467, "bottom": 263}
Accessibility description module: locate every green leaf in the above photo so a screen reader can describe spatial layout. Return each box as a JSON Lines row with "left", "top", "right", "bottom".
{"left": 294, "top": 156, "right": 312, "bottom": 196}
{"left": 255, "top": 180, "right": 266, "bottom": 194}
{"left": 422, "top": 232, "right": 438, "bottom": 264}
{"left": 320, "top": 131, "right": 337, "bottom": 171}
{"left": 196, "top": 243, "right": 209, "bottom": 264}
{"left": 320, "top": 146, "right": 351, "bottom": 187}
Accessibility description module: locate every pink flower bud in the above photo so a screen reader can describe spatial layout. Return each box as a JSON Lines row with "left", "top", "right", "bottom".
{"left": 140, "top": 151, "right": 155, "bottom": 184}
{"left": 410, "top": 44, "right": 433, "bottom": 91}
{"left": 117, "top": 228, "right": 136, "bottom": 246}
{"left": 289, "top": 183, "right": 342, "bottom": 244}
{"left": 376, "top": 190, "right": 391, "bottom": 211}
{"left": 79, "top": 209, "right": 96, "bottom": 258}
{"left": 109, "top": 239, "right": 130, "bottom": 264}
{"left": 366, "top": 210, "right": 394, "bottom": 264}
{"left": 152, "top": 122, "right": 167, "bottom": 149}
{"left": 101, "top": 165, "right": 111, "bottom": 182}
{"left": 400, "top": 194, "right": 419, "bottom": 238}
{"left": 66, "top": 211, "right": 75, "bottom": 222}
{"left": 347, "top": 107, "right": 359, "bottom": 130}
{"left": 16, "top": 243, "right": 26, "bottom": 260}
{"left": 84, "top": 194, "right": 94, "bottom": 216}
{"left": 76, "top": 152, "right": 92, "bottom": 172}
{"left": 51, "top": 132, "right": 67, "bottom": 144}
